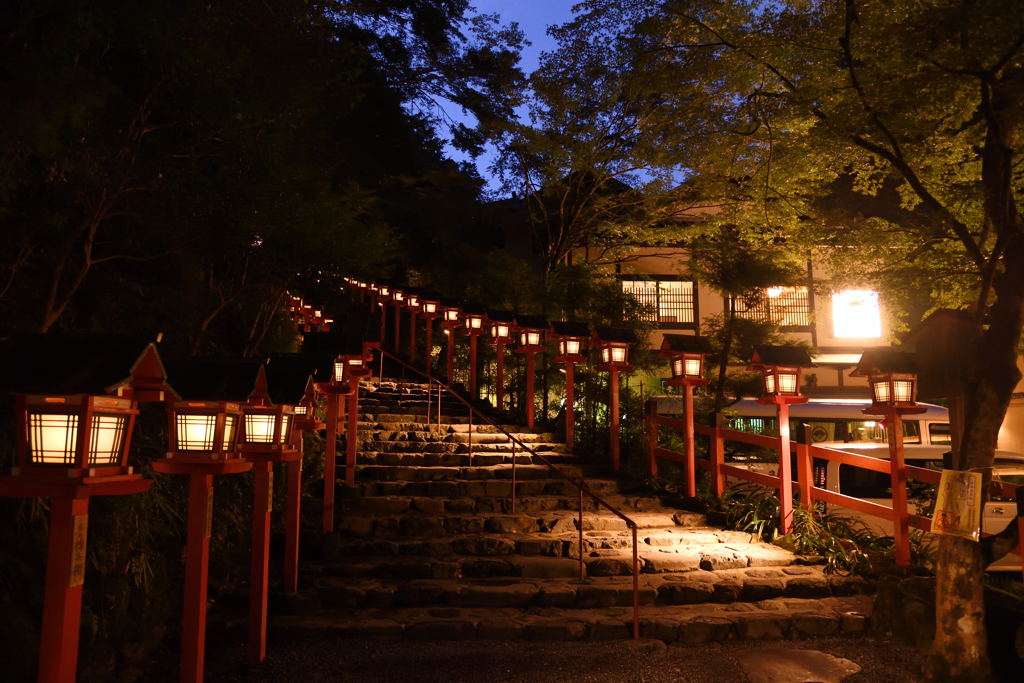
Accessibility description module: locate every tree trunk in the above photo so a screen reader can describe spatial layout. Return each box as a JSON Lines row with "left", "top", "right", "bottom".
{"left": 713, "top": 298, "right": 736, "bottom": 413}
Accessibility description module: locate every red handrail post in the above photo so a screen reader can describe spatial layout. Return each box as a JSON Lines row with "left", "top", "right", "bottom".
{"left": 644, "top": 401, "right": 657, "bottom": 477}
{"left": 776, "top": 401, "right": 794, "bottom": 534}
{"left": 468, "top": 406, "right": 473, "bottom": 466}
{"left": 711, "top": 413, "right": 725, "bottom": 496}
{"left": 683, "top": 384, "right": 696, "bottom": 498}
{"left": 632, "top": 524, "right": 639, "bottom": 639}
{"left": 888, "top": 410, "right": 911, "bottom": 566}
{"left": 578, "top": 488, "right": 585, "bottom": 581}
{"left": 609, "top": 368, "right": 621, "bottom": 471}
{"left": 511, "top": 440, "right": 516, "bottom": 514}
{"left": 322, "top": 394, "right": 338, "bottom": 535}
{"left": 446, "top": 331, "right": 455, "bottom": 386}
{"left": 798, "top": 424, "right": 814, "bottom": 510}
{"left": 564, "top": 362, "right": 576, "bottom": 449}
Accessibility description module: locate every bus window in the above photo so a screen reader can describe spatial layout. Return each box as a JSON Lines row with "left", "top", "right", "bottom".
{"left": 838, "top": 464, "right": 892, "bottom": 499}
{"left": 728, "top": 417, "right": 777, "bottom": 436}
{"left": 847, "top": 420, "right": 886, "bottom": 443}
{"left": 801, "top": 421, "right": 838, "bottom": 444}
{"left": 929, "top": 423, "right": 952, "bottom": 445}
{"left": 902, "top": 421, "right": 922, "bottom": 444}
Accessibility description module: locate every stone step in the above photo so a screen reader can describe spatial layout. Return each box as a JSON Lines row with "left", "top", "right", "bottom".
{"left": 338, "top": 493, "right": 683, "bottom": 515}
{"left": 355, "top": 452, "right": 581, "bottom": 468}
{"left": 291, "top": 566, "right": 865, "bottom": 610}
{"left": 359, "top": 431, "right": 549, "bottom": 445}
{"left": 355, "top": 441, "right": 564, "bottom": 456}
{"left": 351, "top": 464, "right": 605, "bottom": 483}
{"left": 358, "top": 413, "right": 533, "bottom": 429}
{"left": 333, "top": 512, "right": 703, "bottom": 538}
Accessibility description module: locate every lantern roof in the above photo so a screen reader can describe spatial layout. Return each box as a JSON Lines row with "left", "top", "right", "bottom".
{"left": 849, "top": 350, "right": 918, "bottom": 378}
{"left": 264, "top": 363, "right": 314, "bottom": 406}
{"left": 462, "top": 303, "right": 486, "bottom": 317}
{"left": 486, "top": 309, "right": 516, "bottom": 324}
{"left": 0, "top": 333, "right": 171, "bottom": 397}
{"left": 593, "top": 326, "right": 637, "bottom": 345}
{"left": 659, "top": 334, "right": 713, "bottom": 356}
{"left": 550, "top": 321, "right": 591, "bottom": 338}
{"left": 420, "top": 291, "right": 443, "bottom": 304}
{"left": 164, "top": 357, "right": 265, "bottom": 403}
{"left": 746, "top": 345, "right": 816, "bottom": 370}
{"left": 514, "top": 314, "right": 549, "bottom": 331}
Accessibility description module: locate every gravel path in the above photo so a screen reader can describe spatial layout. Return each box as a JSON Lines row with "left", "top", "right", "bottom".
{"left": 194, "top": 636, "right": 923, "bottom": 682}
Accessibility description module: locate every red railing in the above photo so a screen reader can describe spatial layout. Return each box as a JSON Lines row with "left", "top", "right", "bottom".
{"left": 372, "top": 348, "right": 641, "bottom": 638}
{"left": 646, "top": 409, "right": 1023, "bottom": 571}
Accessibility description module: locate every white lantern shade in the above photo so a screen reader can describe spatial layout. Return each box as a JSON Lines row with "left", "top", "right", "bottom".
{"left": 294, "top": 405, "right": 308, "bottom": 416}
{"left": 333, "top": 361, "right": 347, "bottom": 383}
{"left": 468, "top": 316, "right": 482, "bottom": 329}
{"left": 565, "top": 340, "right": 581, "bottom": 355}
{"left": 684, "top": 357, "right": 702, "bottom": 377}
{"left": 176, "top": 414, "right": 218, "bottom": 451}
{"left": 672, "top": 359, "right": 683, "bottom": 377}
{"left": 393, "top": 291, "right": 404, "bottom": 302}
{"left": 764, "top": 372, "right": 776, "bottom": 394}
{"left": 611, "top": 346, "right": 627, "bottom": 363}
{"left": 445, "top": 310, "right": 459, "bottom": 321}
{"left": 244, "top": 413, "right": 277, "bottom": 444}
{"left": 279, "top": 414, "right": 293, "bottom": 444}
{"left": 88, "top": 414, "right": 128, "bottom": 465}
{"left": 28, "top": 413, "right": 79, "bottom": 465}
{"left": 424, "top": 302, "right": 437, "bottom": 314}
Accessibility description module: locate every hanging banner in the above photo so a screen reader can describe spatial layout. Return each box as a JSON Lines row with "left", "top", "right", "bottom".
{"left": 931, "top": 469, "right": 982, "bottom": 541}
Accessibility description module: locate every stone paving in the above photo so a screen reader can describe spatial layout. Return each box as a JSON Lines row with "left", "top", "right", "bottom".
{"left": 213, "top": 381, "right": 876, "bottom": 645}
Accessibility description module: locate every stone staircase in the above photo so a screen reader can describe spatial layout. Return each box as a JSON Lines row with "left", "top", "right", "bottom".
{"left": 214, "top": 381, "right": 875, "bottom": 644}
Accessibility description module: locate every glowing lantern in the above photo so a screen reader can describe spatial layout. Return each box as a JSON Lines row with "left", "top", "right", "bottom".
{"left": 658, "top": 334, "right": 712, "bottom": 388}
{"left": 850, "top": 350, "right": 922, "bottom": 412}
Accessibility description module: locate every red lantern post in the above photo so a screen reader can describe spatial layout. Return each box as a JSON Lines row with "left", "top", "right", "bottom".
{"left": 0, "top": 334, "right": 168, "bottom": 683}
{"left": 551, "top": 322, "right": 591, "bottom": 450}
{"left": 486, "top": 311, "right": 516, "bottom": 409}
{"left": 460, "top": 305, "right": 487, "bottom": 397}
{"left": 594, "top": 327, "right": 637, "bottom": 471}
{"left": 657, "top": 334, "right": 713, "bottom": 496}
{"left": 513, "top": 315, "right": 549, "bottom": 428}
{"left": 390, "top": 288, "right": 405, "bottom": 355}
{"left": 239, "top": 364, "right": 304, "bottom": 666}
{"left": 405, "top": 291, "right": 420, "bottom": 366}
{"left": 419, "top": 295, "right": 441, "bottom": 376}
{"left": 152, "top": 358, "right": 260, "bottom": 683}
{"left": 746, "top": 345, "right": 816, "bottom": 534}
{"left": 439, "top": 302, "right": 462, "bottom": 385}
{"left": 850, "top": 350, "right": 925, "bottom": 566}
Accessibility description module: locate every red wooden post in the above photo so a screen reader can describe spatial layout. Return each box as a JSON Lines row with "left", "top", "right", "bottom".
{"left": 469, "top": 335, "right": 479, "bottom": 398}
{"left": 777, "top": 401, "right": 794, "bottom": 534}
{"left": 711, "top": 413, "right": 725, "bottom": 496}
{"left": 565, "top": 362, "right": 576, "bottom": 449}
{"left": 323, "top": 394, "right": 338, "bottom": 535}
{"left": 425, "top": 318, "right": 434, "bottom": 376}
{"left": 38, "top": 494, "right": 89, "bottom": 683}
{"left": 683, "top": 384, "right": 696, "bottom": 498}
{"left": 409, "top": 309, "right": 417, "bottom": 366}
{"left": 393, "top": 304, "right": 402, "bottom": 355}
{"left": 644, "top": 401, "right": 657, "bottom": 477}
{"left": 446, "top": 331, "right": 456, "bottom": 386}
{"left": 888, "top": 410, "right": 911, "bottom": 566}
{"left": 346, "top": 386, "right": 359, "bottom": 486}
{"left": 248, "top": 462, "right": 273, "bottom": 666}
{"left": 379, "top": 301, "right": 387, "bottom": 352}
{"left": 798, "top": 424, "right": 814, "bottom": 509}
{"left": 182, "top": 473, "right": 214, "bottom": 683}
{"left": 495, "top": 340, "right": 507, "bottom": 409}
{"left": 525, "top": 351, "right": 536, "bottom": 428}
{"left": 609, "top": 368, "right": 620, "bottom": 470}
{"left": 283, "top": 456, "right": 301, "bottom": 593}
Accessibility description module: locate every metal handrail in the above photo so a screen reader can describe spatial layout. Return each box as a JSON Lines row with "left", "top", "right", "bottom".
{"left": 371, "top": 347, "right": 640, "bottom": 639}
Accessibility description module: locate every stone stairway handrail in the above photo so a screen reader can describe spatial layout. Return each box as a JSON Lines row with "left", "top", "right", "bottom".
{"left": 371, "top": 347, "right": 640, "bottom": 639}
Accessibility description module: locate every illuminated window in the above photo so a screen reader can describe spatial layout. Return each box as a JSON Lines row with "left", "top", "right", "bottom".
{"left": 734, "top": 286, "right": 810, "bottom": 326}
{"left": 222, "top": 415, "right": 238, "bottom": 451}
{"left": 621, "top": 279, "right": 695, "bottom": 325}
{"left": 245, "top": 414, "right": 277, "bottom": 444}
{"left": 832, "top": 290, "right": 881, "bottom": 338}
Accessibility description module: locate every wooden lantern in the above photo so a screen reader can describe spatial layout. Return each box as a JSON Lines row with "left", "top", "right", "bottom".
{"left": 658, "top": 334, "right": 712, "bottom": 388}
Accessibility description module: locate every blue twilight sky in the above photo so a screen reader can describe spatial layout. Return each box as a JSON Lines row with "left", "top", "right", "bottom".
{"left": 445, "top": 1, "right": 578, "bottom": 190}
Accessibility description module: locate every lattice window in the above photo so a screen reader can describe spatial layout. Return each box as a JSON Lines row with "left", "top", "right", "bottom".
{"left": 733, "top": 286, "right": 810, "bottom": 327}
{"left": 622, "top": 279, "right": 695, "bottom": 325}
